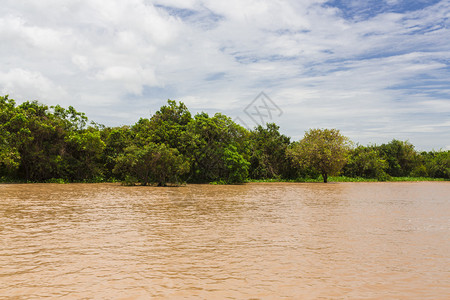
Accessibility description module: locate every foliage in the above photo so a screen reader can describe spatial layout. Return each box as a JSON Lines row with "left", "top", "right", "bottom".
{"left": 101, "top": 126, "right": 133, "bottom": 180}
{"left": 288, "top": 128, "right": 352, "bottom": 183}
{"left": 0, "top": 96, "right": 21, "bottom": 174}
{"left": 423, "top": 150, "right": 450, "bottom": 179}
{"left": 10, "top": 100, "right": 68, "bottom": 180}
{"left": 46, "top": 178, "right": 68, "bottom": 184}
{"left": 181, "top": 112, "right": 250, "bottom": 183}
{"left": 249, "top": 123, "right": 292, "bottom": 179}
{"left": 223, "top": 144, "right": 250, "bottom": 183}
{"left": 132, "top": 100, "right": 191, "bottom": 149}
{"left": 113, "top": 142, "right": 189, "bottom": 186}
{"left": 377, "top": 139, "right": 420, "bottom": 177}
{"left": 1, "top": 95, "right": 449, "bottom": 184}
{"left": 343, "top": 145, "right": 389, "bottom": 180}
{"left": 63, "top": 128, "right": 106, "bottom": 180}
{"left": 0, "top": 95, "right": 105, "bottom": 182}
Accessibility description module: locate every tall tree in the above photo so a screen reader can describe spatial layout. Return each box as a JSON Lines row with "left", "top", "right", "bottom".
{"left": 249, "top": 123, "right": 291, "bottom": 179}
{"left": 63, "top": 128, "right": 106, "bottom": 181}
{"left": 377, "top": 140, "right": 420, "bottom": 177}
{"left": 289, "top": 128, "right": 352, "bottom": 183}
{"left": 132, "top": 100, "right": 192, "bottom": 149}
{"left": 11, "top": 101, "right": 67, "bottom": 181}
{"left": 182, "top": 112, "right": 250, "bottom": 183}
{"left": 113, "top": 142, "right": 190, "bottom": 186}
{"left": 101, "top": 126, "right": 132, "bottom": 180}
{"left": 343, "top": 145, "right": 389, "bottom": 180}
{"left": 0, "top": 96, "right": 21, "bottom": 176}
{"left": 424, "top": 150, "right": 450, "bottom": 179}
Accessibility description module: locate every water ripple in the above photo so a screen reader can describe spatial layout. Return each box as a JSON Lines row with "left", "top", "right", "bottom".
{"left": 1, "top": 182, "right": 449, "bottom": 299}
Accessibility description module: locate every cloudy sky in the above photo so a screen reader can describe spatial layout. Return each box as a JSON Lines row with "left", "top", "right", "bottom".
{"left": 1, "top": 0, "right": 449, "bottom": 150}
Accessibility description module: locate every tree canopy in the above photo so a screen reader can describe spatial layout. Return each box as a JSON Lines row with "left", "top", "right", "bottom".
{"left": 288, "top": 128, "right": 352, "bottom": 183}
{"left": 1, "top": 95, "right": 449, "bottom": 185}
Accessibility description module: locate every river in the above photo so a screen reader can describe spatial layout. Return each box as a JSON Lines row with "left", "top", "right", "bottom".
{"left": 1, "top": 182, "right": 449, "bottom": 299}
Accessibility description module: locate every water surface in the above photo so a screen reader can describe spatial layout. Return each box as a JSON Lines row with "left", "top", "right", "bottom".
{"left": 1, "top": 182, "right": 449, "bottom": 299}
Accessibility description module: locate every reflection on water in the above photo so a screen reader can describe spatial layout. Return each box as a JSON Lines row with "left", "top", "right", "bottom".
{"left": 1, "top": 182, "right": 449, "bottom": 299}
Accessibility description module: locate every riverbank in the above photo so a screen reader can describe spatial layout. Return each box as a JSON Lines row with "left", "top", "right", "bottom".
{"left": 1, "top": 176, "right": 448, "bottom": 185}
{"left": 246, "top": 176, "right": 448, "bottom": 183}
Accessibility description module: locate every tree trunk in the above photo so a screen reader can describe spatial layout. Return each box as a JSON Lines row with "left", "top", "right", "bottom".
{"left": 322, "top": 173, "right": 328, "bottom": 183}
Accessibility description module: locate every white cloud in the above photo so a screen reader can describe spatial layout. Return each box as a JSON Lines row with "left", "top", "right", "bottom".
{"left": 0, "top": 68, "right": 68, "bottom": 104}
{"left": 72, "top": 55, "right": 91, "bottom": 71}
{"left": 0, "top": 0, "right": 449, "bottom": 150}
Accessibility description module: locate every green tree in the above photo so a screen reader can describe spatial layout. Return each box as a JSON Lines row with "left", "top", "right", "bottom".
{"left": 424, "top": 150, "right": 450, "bottom": 179}
{"left": 182, "top": 112, "right": 250, "bottom": 183}
{"left": 52, "top": 104, "right": 88, "bottom": 131}
{"left": 132, "top": 100, "right": 192, "bottom": 149}
{"left": 377, "top": 140, "right": 420, "bottom": 177}
{"left": 63, "top": 128, "right": 106, "bottom": 181}
{"left": 0, "top": 96, "right": 21, "bottom": 176}
{"left": 343, "top": 145, "right": 389, "bottom": 180}
{"left": 0, "top": 131, "right": 20, "bottom": 173}
{"left": 101, "top": 126, "right": 132, "bottom": 180}
{"left": 4, "top": 94, "right": 450, "bottom": 184}
{"left": 10, "top": 101, "right": 67, "bottom": 181}
{"left": 288, "top": 128, "right": 352, "bottom": 183}
{"left": 114, "top": 142, "right": 190, "bottom": 186}
{"left": 0, "top": 96, "right": 107, "bottom": 182}
{"left": 223, "top": 145, "right": 250, "bottom": 183}
{"left": 249, "top": 123, "right": 291, "bottom": 179}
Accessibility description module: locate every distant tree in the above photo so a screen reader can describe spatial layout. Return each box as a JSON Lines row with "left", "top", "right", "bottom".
{"left": 181, "top": 112, "right": 250, "bottom": 183}
{"left": 132, "top": 100, "right": 192, "bottom": 149}
{"left": 10, "top": 101, "right": 66, "bottom": 181}
{"left": 0, "top": 96, "right": 107, "bottom": 181}
{"left": 288, "top": 128, "right": 352, "bottom": 183}
{"left": 63, "top": 128, "right": 106, "bottom": 181}
{"left": 377, "top": 140, "right": 420, "bottom": 177}
{"left": 52, "top": 104, "right": 88, "bottom": 131}
{"left": 249, "top": 123, "right": 291, "bottom": 179}
{"left": 0, "top": 131, "right": 20, "bottom": 173}
{"left": 222, "top": 144, "right": 250, "bottom": 183}
{"left": 114, "top": 143, "right": 190, "bottom": 186}
{"left": 101, "top": 126, "right": 133, "bottom": 180}
{"left": 424, "top": 150, "right": 450, "bottom": 179}
{"left": 4, "top": 94, "right": 450, "bottom": 184}
{"left": 0, "top": 96, "right": 21, "bottom": 175}
{"left": 343, "top": 145, "right": 389, "bottom": 180}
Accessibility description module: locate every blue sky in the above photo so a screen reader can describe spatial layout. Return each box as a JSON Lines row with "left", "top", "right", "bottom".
{"left": 0, "top": 0, "right": 449, "bottom": 150}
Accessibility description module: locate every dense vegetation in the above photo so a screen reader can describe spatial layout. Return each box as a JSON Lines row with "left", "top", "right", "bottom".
{"left": 1, "top": 95, "right": 449, "bottom": 185}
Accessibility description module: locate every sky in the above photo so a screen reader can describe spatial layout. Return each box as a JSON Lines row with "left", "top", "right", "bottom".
{"left": 1, "top": 0, "right": 449, "bottom": 150}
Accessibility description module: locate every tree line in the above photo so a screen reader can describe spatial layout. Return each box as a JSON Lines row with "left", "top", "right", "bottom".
{"left": 1, "top": 95, "right": 449, "bottom": 185}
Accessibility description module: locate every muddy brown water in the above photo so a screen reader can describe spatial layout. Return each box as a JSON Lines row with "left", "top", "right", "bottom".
{"left": 1, "top": 182, "right": 449, "bottom": 299}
